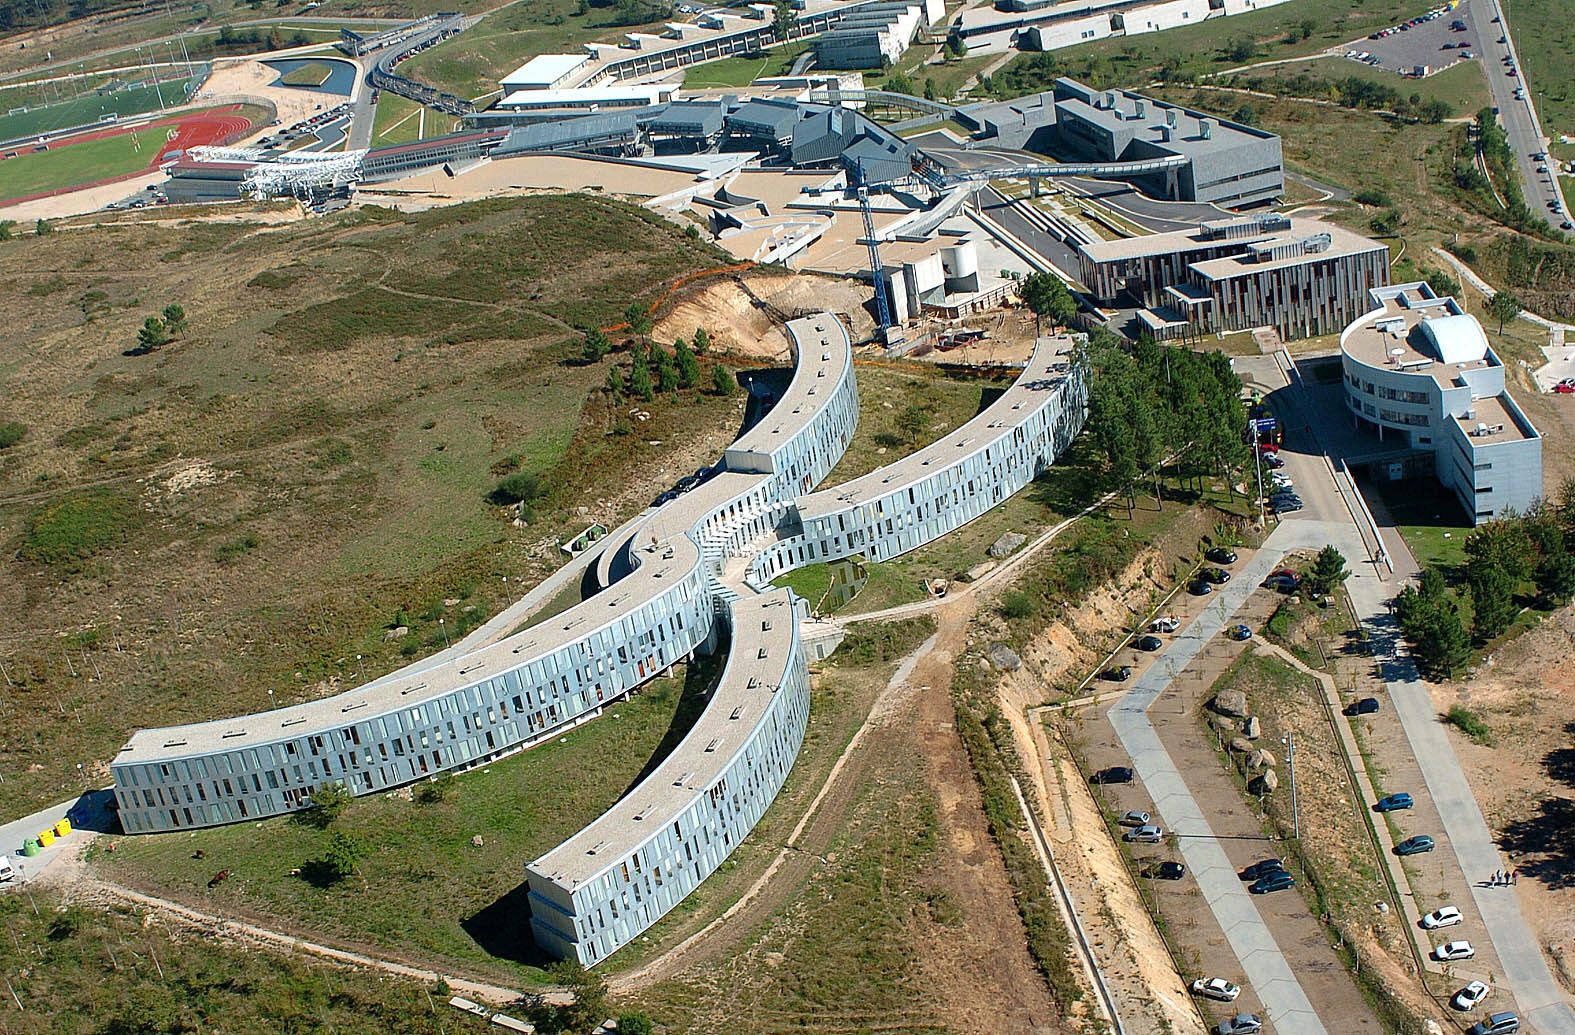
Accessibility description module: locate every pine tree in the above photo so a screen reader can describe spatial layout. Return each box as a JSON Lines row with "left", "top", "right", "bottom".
{"left": 136, "top": 316, "right": 170, "bottom": 353}
{"left": 711, "top": 363, "right": 735, "bottom": 395}
{"left": 583, "top": 328, "right": 610, "bottom": 362}
{"left": 692, "top": 327, "right": 711, "bottom": 354}
{"left": 675, "top": 339, "right": 700, "bottom": 388}
{"left": 629, "top": 352, "right": 655, "bottom": 402}
{"left": 606, "top": 365, "right": 625, "bottom": 394}
{"left": 652, "top": 344, "right": 679, "bottom": 394}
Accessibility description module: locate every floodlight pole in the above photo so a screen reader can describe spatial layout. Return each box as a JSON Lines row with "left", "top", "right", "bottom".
{"left": 1283, "top": 731, "right": 1299, "bottom": 839}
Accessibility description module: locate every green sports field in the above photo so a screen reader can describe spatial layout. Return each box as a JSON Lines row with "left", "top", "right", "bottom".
{"left": 0, "top": 131, "right": 154, "bottom": 201}
{"left": 0, "top": 74, "right": 203, "bottom": 146}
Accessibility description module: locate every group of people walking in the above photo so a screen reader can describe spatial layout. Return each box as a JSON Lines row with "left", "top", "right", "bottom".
{"left": 1489, "top": 868, "right": 1518, "bottom": 886}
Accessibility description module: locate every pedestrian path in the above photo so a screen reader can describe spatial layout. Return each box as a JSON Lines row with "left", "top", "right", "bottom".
{"left": 1343, "top": 576, "right": 1575, "bottom": 1035}
{"left": 1108, "top": 523, "right": 1335, "bottom": 1035}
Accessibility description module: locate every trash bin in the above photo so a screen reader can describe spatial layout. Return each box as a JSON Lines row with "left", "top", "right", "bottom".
{"left": 36, "top": 829, "right": 54, "bottom": 848}
{"left": 53, "top": 818, "right": 71, "bottom": 838}
{"left": 20, "top": 839, "right": 40, "bottom": 857}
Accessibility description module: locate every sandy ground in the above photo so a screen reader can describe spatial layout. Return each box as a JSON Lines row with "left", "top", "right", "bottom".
{"left": 1451, "top": 605, "right": 1575, "bottom": 991}
{"left": 197, "top": 56, "right": 355, "bottom": 135}
{"left": 357, "top": 155, "right": 712, "bottom": 211}
{"left": 652, "top": 271, "right": 879, "bottom": 358}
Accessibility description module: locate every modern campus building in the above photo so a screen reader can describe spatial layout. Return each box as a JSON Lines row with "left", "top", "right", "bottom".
{"left": 110, "top": 308, "right": 1087, "bottom": 965}
{"left": 500, "top": 53, "right": 591, "bottom": 93}
{"left": 1078, "top": 213, "right": 1391, "bottom": 341}
{"left": 1338, "top": 283, "right": 1542, "bottom": 523}
{"left": 814, "top": 0, "right": 941, "bottom": 69}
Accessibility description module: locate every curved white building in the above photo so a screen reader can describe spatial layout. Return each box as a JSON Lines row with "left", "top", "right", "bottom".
{"left": 108, "top": 315, "right": 856, "bottom": 834}
{"left": 1339, "top": 283, "right": 1542, "bottom": 524}
{"left": 108, "top": 312, "right": 1089, "bottom": 970}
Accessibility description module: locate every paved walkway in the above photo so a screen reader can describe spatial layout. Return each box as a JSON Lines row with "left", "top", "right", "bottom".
{"left": 1108, "top": 520, "right": 1345, "bottom": 1035}
{"left": 1344, "top": 575, "right": 1575, "bottom": 1035}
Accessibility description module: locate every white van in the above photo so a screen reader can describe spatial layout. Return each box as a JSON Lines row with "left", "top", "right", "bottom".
{"left": 0, "top": 856, "right": 15, "bottom": 882}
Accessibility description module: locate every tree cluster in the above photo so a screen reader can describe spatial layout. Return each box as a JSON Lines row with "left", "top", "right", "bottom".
{"left": 129, "top": 303, "right": 187, "bottom": 356}
{"left": 1084, "top": 333, "right": 1250, "bottom": 514}
{"left": 1234, "top": 72, "right": 1452, "bottom": 123}
{"left": 605, "top": 331, "right": 730, "bottom": 405}
{"left": 1019, "top": 272, "right": 1078, "bottom": 329}
{"left": 1396, "top": 489, "right": 1575, "bottom": 677}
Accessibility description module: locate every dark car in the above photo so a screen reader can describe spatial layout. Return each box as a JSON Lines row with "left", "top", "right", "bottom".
{"left": 1136, "top": 635, "right": 1164, "bottom": 652}
{"left": 1468, "top": 1012, "right": 1521, "bottom": 1035}
{"left": 1205, "top": 547, "right": 1237, "bottom": 564}
{"left": 1189, "top": 580, "right": 1215, "bottom": 596}
{"left": 1263, "top": 453, "right": 1285, "bottom": 469}
{"left": 1101, "top": 665, "right": 1133, "bottom": 682}
{"left": 1092, "top": 766, "right": 1134, "bottom": 785}
{"left": 1143, "top": 861, "right": 1186, "bottom": 881}
{"left": 1201, "top": 567, "right": 1232, "bottom": 585}
{"left": 1272, "top": 500, "right": 1304, "bottom": 514}
{"left": 1227, "top": 624, "right": 1253, "bottom": 642}
{"left": 1345, "top": 697, "right": 1381, "bottom": 716}
{"left": 1250, "top": 871, "right": 1296, "bottom": 894}
{"left": 1375, "top": 793, "right": 1414, "bottom": 813}
{"left": 1240, "top": 858, "right": 1286, "bottom": 882}
{"left": 1396, "top": 835, "right": 1436, "bottom": 856}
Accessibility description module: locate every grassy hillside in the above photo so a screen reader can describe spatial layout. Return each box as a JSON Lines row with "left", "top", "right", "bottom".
{"left": 0, "top": 194, "right": 740, "bottom": 814}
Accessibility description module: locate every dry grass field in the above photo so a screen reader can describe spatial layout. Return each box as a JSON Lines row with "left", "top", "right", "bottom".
{"left": 0, "top": 195, "right": 740, "bottom": 814}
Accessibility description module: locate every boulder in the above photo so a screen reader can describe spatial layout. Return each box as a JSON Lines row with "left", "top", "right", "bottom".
{"left": 1229, "top": 736, "right": 1253, "bottom": 754}
{"left": 1243, "top": 715, "right": 1262, "bottom": 739}
{"left": 1253, "top": 769, "right": 1280, "bottom": 794}
{"left": 383, "top": 626, "right": 409, "bottom": 642}
{"left": 1213, "top": 690, "right": 1249, "bottom": 718}
{"left": 987, "top": 643, "right": 1022, "bottom": 672}
{"left": 988, "top": 531, "right": 1028, "bottom": 559}
{"left": 1247, "top": 748, "right": 1277, "bottom": 770}
{"left": 1211, "top": 715, "right": 1238, "bottom": 734}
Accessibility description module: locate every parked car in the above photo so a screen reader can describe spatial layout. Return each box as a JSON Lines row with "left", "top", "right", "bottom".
{"left": 1422, "top": 905, "right": 1463, "bottom": 929}
{"left": 1102, "top": 665, "right": 1133, "bottom": 682}
{"left": 1228, "top": 624, "right": 1253, "bottom": 641}
{"left": 1214, "top": 1015, "right": 1261, "bottom": 1035}
{"left": 1240, "top": 858, "right": 1286, "bottom": 881}
{"left": 1124, "top": 824, "right": 1165, "bottom": 843}
{"left": 1143, "top": 861, "right": 1186, "bottom": 881}
{"left": 1250, "top": 871, "right": 1296, "bottom": 894}
{"left": 1151, "top": 616, "right": 1181, "bottom": 633}
{"left": 1272, "top": 500, "right": 1304, "bottom": 514}
{"left": 1205, "top": 547, "right": 1237, "bottom": 564}
{"left": 1136, "top": 634, "right": 1164, "bottom": 652}
{"left": 1374, "top": 792, "right": 1415, "bottom": 812}
{"left": 1119, "top": 810, "right": 1152, "bottom": 827}
{"left": 1263, "top": 453, "right": 1285, "bottom": 469}
{"left": 1452, "top": 980, "right": 1490, "bottom": 1011}
{"left": 1397, "top": 835, "right": 1436, "bottom": 856}
{"left": 1201, "top": 567, "right": 1232, "bottom": 585}
{"left": 1191, "top": 977, "right": 1241, "bottom": 1002}
{"left": 1345, "top": 697, "right": 1381, "bottom": 716}
{"left": 1468, "top": 1012, "right": 1519, "bottom": 1035}
{"left": 1552, "top": 382, "right": 1575, "bottom": 394}
{"left": 1189, "top": 580, "right": 1215, "bottom": 596}
{"left": 1092, "top": 766, "right": 1134, "bottom": 785}
{"left": 1434, "top": 939, "right": 1475, "bottom": 961}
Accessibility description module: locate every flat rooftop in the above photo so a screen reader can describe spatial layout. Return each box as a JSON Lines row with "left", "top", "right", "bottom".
{"left": 1342, "top": 286, "right": 1498, "bottom": 387}
{"left": 795, "top": 333, "right": 1076, "bottom": 519}
{"left": 728, "top": 313, "right": 852, "bottom": 457}
{"left": 1188, "top": 221, "right": 1384, "bottom": 280}
{"left": 1080, "top": 216, "right": 1379, "bottom": 269}
{"left": 1454, "top": 393, "right": 1535, "bottom": 445}
{"left": 527, "top": 590, "right": 800, "bottom": 888}
{"left": 501, "top": 53, "right": 589, "bottom": 88}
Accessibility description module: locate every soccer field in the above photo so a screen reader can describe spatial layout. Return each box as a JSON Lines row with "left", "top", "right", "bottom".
{"left": 0, "top": 131, "right": 153, "bottom": 202}
{"left": 0, "top": 74, "right": 203, "bottom": 146}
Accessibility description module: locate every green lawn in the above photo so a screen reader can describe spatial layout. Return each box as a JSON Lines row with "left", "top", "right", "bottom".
{"left": 1502, "top": 0, "right": 1574, "bottom": 157}
{"left": 402, "top": 0, "right": 668, "bottom": 102}
{"left": 371, "top": 92, "right": 427, "bottom": 145}
{"left": 280, "top": 61, "right": 334, "bottom": 88}
{"left": 983, "top": 0, "right": 1430, "bottom": 97}
{"left": 1369, "top": 479, "right": 1471, "bottom": 572}
{"left": 0, "top": 74, "right": 203, "bottom": 145}
{"left": 1241, "top": 54, "right": 1492, "bottom": 117}
{"left": 683, "top": 42, "right": 811, "bottom": 88}
{"left": 0, "top": 131, "right": 151, "bottom": 200}
{"left": 92, "top": 660, "right": 718, "bottom": 983}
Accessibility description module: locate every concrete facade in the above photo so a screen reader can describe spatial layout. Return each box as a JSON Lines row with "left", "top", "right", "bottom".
{"left": 1339, "top": 283, "right": 1543, "bottom": 522}
{"left": 1078, "top": 214, "right": 1391, "bottom": 341}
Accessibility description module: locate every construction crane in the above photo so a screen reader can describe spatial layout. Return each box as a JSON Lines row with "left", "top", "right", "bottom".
{"left": 850, "top": 159, "right": 897, "bottom": 345}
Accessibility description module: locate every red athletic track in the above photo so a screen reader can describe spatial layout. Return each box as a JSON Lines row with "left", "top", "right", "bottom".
{"left": 0, "top": 104, "right": 260, "bottom": 209}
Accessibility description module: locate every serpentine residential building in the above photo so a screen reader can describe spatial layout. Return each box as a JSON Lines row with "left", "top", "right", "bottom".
{"left": 110, "top": 313, "right": 1088, "bottom": 966}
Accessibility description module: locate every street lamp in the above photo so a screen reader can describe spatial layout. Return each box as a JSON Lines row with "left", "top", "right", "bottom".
{"left": 1281, "top": 732, "right": 1299, "bottom": 839}
{"left": 439, "top": 618, "right": 450, "bottom": 649}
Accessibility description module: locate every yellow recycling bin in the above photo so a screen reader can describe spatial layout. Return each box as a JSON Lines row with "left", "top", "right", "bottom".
{"left": 36, "top": 829, "right": 55, "bottom": 848}
{"left": 53, "top": 818, "right": 72, "bottom": 838}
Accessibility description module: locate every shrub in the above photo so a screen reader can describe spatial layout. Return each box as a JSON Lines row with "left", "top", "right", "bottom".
{"left": 20, "top": 492, "right": 131, "bottom": 565}
{"left": 999, "top": 591, "right": 1034, "bottom": 620}
{"left": 490, "top": 471, "right": 546, "bottom": 506}
{"left": 213, "top": 534, "right": 259, "bottom": 564}
{"left": 0, "top": 421, "right": 26, "bottom": 449}
{"left": 1445, "top": 705, "right": 1493, "bottom": 744}
{"left": 1353, "top": 189, "right": 1393, "bottom": 207}
{"left": 299, "top": 783, "right": 351, "bottom": 828}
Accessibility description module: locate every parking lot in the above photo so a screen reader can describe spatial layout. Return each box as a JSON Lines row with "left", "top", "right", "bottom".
{"left": 1344, "top": 4, "right": 1475, "bottom": 78}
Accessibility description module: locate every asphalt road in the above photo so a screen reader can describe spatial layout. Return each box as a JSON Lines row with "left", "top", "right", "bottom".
{"left": 1468, "top": 0, "right": 1570, "bottom": 229}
